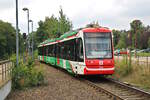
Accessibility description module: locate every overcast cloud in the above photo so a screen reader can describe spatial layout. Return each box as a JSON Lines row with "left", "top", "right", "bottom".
{"left": 0, "top": 0, "right": 150, "bottom": 34}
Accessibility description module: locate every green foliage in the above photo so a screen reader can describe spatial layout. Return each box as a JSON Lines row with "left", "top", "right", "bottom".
{"left": 148, "top": 37, "right": 150, "bottom": 48}
{"left": 34, "top": 50, "right": 38, "bottom": 59}
{"left": 36, "top": 7, "right": 72, "bottom": 44}
{"left": 113, "top": 19, "right": 150, "bottom": 49}
{"left": 137, "top": 52, "right": 150, "bottom": 57}
{"left": 115, "top": 59, "right": 132, "bottom": 77}
{"left": 115, "top": 32, "right": 127, "bottom": 49}
{"left": 112, "top": 30, "right": 121, "bottom": 47}
{"left": 12, "top": 60, "right": 44, "bottom": 90}
{"left": 58, "top": 7, "right": 72, "bottom": 35}
{"left": 0, "top": 20, "right": 16, "bottom": 59}
{"left": 0, "top": 20, "right": 25, "bottom": 60}
{"left": 130, "top": 20, "right": 144, "bottom": 49}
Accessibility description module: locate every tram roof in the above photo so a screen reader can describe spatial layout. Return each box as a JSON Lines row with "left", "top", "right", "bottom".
{"left": 38, "top": 27, "right": 111, "bottom": 47}
{"left": 38, "top": 31, "right": 78, "bottom": 46}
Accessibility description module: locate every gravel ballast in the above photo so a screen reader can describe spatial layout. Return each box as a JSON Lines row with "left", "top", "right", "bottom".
{"left": 6, "top": 62, "right": 108, "bottom": 100}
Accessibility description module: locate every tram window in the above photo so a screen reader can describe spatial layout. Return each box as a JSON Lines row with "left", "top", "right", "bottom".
{"left": 48, "top": 45, "right": 54, "bottom": 57}
{"left": 46, "top": 46, "right": 48, "bottom": 56}
{"left": 76, "top": 38, "right": 84, "bottom": 62}
{"left": 52, "top": 45, "right": 54, "bottom": 56}
{"left": 44, "top": 46, "right": 47, "bottom": 56}
{"left": 38, "top": 48, "right": 40, "bottom": 55}
{"left": 60, "top": 44, "right": 64, "bottom": 58}
{"left": 60, "top": 39, "right": 76, "bottom": 61}
{"left": 40, "top": 47, "right": 42, "bottom": 55}
{"left": 63, "top": 42, "right": 67, "bottom": 59}
{"left": 68, "top": 39, "right": 76, "bottom": 61}
{"left": 38, "top": 47, "right": 40, "bottom": 55}
{"left": 56, "top": 44, "right": 60, "bottom": 58}
{"left": 43, "top": 47, "right": 45, "bottom": 56}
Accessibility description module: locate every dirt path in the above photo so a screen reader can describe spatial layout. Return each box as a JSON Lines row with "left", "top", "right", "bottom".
{"left": 6, "top": 62, "right": 108, "bottom": 100}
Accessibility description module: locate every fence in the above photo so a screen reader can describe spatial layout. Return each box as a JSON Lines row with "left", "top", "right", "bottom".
{"left": 115, "top": 55, "right": 150, "bottom": 74}
{"left": 0, "top": 60, "right": 13, "bottom": 87}
{"left": 116, "top": 55, "right": 149, "bottom": 65}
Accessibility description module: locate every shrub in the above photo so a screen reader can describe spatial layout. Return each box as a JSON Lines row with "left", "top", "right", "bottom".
{"left": 12, "top": 64, "right": 29, "bottom": 89}
{"left": 12, "top": 63, "right": 45, "bottom": 90}
{"left": 115, "top": 59, "right": 133, "bottom": 77}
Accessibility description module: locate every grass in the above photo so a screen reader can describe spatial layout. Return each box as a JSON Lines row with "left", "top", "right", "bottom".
{"left": 113, "top": 58, "right": 150, "bottom": 91}
{"left": 137, "top": 52, "right": 150, "bottom": 57}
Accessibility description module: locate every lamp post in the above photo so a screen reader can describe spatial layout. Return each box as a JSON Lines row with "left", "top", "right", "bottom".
{"left": 23, "top": 7, "right": 30, "bottom": 56}
{"left": 16, "top": 0, "right": 19, "bottom": 66}
{"left": 29, "top": 20, "right": 34, "bottom": 60}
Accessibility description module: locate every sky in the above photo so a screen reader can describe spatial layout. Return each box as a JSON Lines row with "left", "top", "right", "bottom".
{"left": 0, "top": 0, "right": 150, "bottom": 34}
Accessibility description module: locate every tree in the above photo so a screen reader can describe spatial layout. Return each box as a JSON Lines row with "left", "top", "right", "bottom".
{"left": 36, "top": 8, "right": 72, "bottom": 44}
{"left": 130, "top": 20, "right": 144, "bottom": 49}
{"left": 148, "top": 37, "right": 150, "bottom": 48}
{"left": 58, "top": 7, "right": 72, "bottom": 36}
{"left": 0, "top": 20, "right": 16, "bottom": 59}
{"left": 116, "top": 32, "right": 127, "bottom": 49}
{"left": 36, "top": 21, "right": 48, "bottom": 43}
{"left": 112, "top": 30, "right": 121, "bottom": 48}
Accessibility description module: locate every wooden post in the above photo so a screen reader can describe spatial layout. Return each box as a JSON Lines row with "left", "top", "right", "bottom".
{"left": 147, "top": 56, "right": 148, "bottom": 69}
{"left": 137, "top": 55, "right": 139, "bottom": 66}
{"left": 129, "top": 49, "right": 132, "bottom": 69}
{"left": 126, "top": 54, "right": 128, "bottom": 65}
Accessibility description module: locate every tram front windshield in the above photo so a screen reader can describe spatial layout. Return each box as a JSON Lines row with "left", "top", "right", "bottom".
{"left": 84, "top": 32, "right": 112, "bottom": 59}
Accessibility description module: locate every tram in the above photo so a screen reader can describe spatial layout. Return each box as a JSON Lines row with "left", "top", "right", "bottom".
{"left": 38, "top": 26, "right": 114, "bottom": 75}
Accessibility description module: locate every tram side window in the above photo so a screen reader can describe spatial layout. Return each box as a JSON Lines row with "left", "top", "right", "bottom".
{"left": 48, "top": 45, "right": 54, "bottom": 57}
{"left": 59, "top": 39, "right": 76, "bottom": 61}
{"left": 38, "top": 47, "right": 40, "bottom": 55}
{"left": 52, "top": 45, "right": 55, "bottom": 57}
{"left": 76, "top": 38, "right": 84, "bottom": 62}
{"left": 71, "top": 39, "right": 76, "bottom": 61}
{"left": 56, "top": 43, "right": 60, "bottom": 58}
{"left": 38, "top": 48, "right": 40, "bottom": 55}
{"left": 40, "top": 47, "right": 42, "bottom": 55}
{"left": 60, "top": 44, "right": 65, "bottom": 59}
{"left": 46, "top": 46, "right": 48, "bottom": 56}
{"left": 66, "top": 39, "right": 76, "bottom": 61}
{"left": 63, "top": 42, "right": 67, "bottom": 59}
{"left": 43, "top": 47, "right": 45, "bottom": 56}
{"left": 44, "top": 46, "right": 47, "bottom": 56}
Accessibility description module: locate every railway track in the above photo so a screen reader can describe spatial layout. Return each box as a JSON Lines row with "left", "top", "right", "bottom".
{"left": 80, "top": 76, "right": 150, "bottom": 100}
{"left": 41, "top": 62, "right": 150, "bottom": 100}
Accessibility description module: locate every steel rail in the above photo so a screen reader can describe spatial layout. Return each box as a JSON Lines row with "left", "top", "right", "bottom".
{"left": 106, "top": 77, "right": 150, "bottom": 98}
{"left": 81, "top": 79, "right": 124, "bottom": 100}
{"left": 83, "top": 77, "right": 150, "bottom": 100}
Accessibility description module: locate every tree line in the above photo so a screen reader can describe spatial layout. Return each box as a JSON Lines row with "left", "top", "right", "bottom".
{"left": 113, "top": 20, "right": 150, "bottom": 49}
{"left": 0, "top": 20, "right": 24, "bottom": 60}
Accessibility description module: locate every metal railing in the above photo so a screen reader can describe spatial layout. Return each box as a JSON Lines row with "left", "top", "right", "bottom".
{"left": 115, "top": 55, "right": 150, "bottom": 75}
{"left": 115, "top": 55, "right": 150, "bottom": 67}
{"left": 0, "top": 60, "right": 13, "bottom": 87}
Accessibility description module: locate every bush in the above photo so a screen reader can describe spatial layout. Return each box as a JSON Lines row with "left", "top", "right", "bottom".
{"left": 114, "top": 59, "right": 133, "bottom": 77}
{"left": 12, "top": 63, "right": 44, "bottom": 89}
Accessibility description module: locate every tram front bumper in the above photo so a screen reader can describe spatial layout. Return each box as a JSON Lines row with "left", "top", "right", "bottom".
{"left": 84, "top": 67, "right": 114, "bottom": 75}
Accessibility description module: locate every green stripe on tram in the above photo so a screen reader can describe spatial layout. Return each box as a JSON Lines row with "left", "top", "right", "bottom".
{"left": 47, "top": 56, "right": 56, "bottom": 65}
{"left": 66, "top": 60, "right": 73, "bottom": 73}
{"left": 44, "top": 56, "right": 47, "bottom": 62}
{"left": 59, "top": 58, "right": 63, "bottom": 68}
{"left": 43, "top": 56, "right": 74, "bottom": 74}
